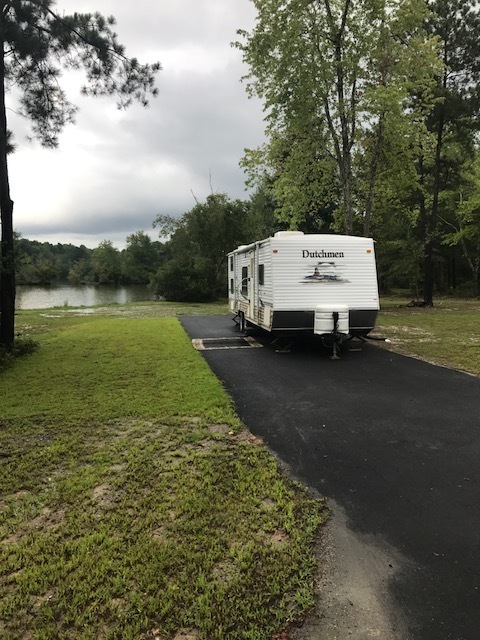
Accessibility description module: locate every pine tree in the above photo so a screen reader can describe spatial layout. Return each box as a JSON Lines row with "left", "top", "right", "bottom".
{"left": 0, "top": 0, "right": 160, "bottom": 347}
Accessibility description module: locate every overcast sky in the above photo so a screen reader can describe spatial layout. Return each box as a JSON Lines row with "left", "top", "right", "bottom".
{"left": 8, "top": 0, "right": 264, "bottom": 248}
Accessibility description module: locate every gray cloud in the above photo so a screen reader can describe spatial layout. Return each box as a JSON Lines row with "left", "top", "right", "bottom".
{"left": 9, "top": 0, "right": 264, "bottom": 248}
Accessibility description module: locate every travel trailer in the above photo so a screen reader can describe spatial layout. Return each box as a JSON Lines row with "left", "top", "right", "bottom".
{"left": 228, "top": 231, "right": 380, "bottom": 356}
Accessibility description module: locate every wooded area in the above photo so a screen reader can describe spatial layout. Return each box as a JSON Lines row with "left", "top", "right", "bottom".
{"left": 235, "top": 0, "right": 480, "bottom": 302}
{"left": 15, "top": 232, "right": 166, "bottom": 287}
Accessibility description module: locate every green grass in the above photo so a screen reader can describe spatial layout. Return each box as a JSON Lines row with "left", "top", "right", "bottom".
{"left": 1, "top": 316, "right": 232, "bottom": 421}
{"left": 0, "top": 302, "right": 327, "bottom": 640}
{"left": 376, "top": 296, "right": 480, "bottom": 376}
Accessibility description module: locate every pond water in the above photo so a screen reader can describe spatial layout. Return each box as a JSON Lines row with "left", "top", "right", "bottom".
{"left": 16, "top": 283, "right": 152, "bottom": 310}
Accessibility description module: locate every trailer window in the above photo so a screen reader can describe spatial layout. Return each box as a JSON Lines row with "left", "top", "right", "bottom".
{"left": 229, "top": 256, "right": 234, "bottom": 271}
{"left": 259, "top": 264, "right": 265, "bottom": 285}
{"left": 230, "top": 278, "right": 234, "bottom": 294}
{"left": 241, "top": 266, "right": 248, "bottom": 296}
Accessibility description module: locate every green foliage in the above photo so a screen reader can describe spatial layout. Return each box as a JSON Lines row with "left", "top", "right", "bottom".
{"left": 67, "top": 258, "right": 94, "bottom": 285}
{"left": 441, "top": 155, "right": 480, "bottom": 295}
{"left": 236, "top": 0, "right": 440, "bottom": 234}
{"left": 91, "top": 240, "right": 121, "bottom": 285}
{"left": 416, "top": 0, "right": 480, "bottom": 303}
{"left": 122, "top": 231, "right": 165, "bottom": 284}
{"left": 247, "top": 180, "right": 282, "bottom": 238}
{"left": 13, "top": 234, "right": 168, "bottom": 286}
{"left": 152, "top": 194, "right": 254, "bottom": 302}
{"left": 2, "top": 1, "right": 161, "bottom": 148}
{"left": 242, "top": 131, "right": 340, "bottom": 233}
{"left": 15, "top": 236, "right": 91, "bottom": 284}
{"left": 236, "top": 0, "right": 480, "bottom": 301}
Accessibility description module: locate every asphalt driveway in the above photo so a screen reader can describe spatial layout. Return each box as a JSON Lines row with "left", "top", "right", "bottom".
{"left": 180, "top": 315, "right": 480, "bottom": 640}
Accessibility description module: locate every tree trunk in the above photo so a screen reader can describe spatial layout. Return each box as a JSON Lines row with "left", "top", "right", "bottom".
{"left": 323, "top": 0, "right": 354, "bottom": 235}
{"left": 423, "top": 237, "right": 434, "bottom": 306}
{"left": 416, "top": 155, "right": 430, "bottom": 302}
{"left": 363, "top": 117, "right": 385, "bottom": 238}
{"left": 0, "top": 39, "right": 15, "bottom": 348}
{"left": 423, "top": 56, "right": 447, "bottom": 307}
{"left": 423, "top": 121, "right": 444, "bottom": 307}
{"left": 341, "top": 154, "right": 353, "bottom": 235}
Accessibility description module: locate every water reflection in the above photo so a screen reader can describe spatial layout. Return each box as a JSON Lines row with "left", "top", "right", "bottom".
{"left": 16, "top": 284, "right": 152, "bottom": 310}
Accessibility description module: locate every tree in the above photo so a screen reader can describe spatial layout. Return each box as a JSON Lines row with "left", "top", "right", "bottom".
{"left": 67, "top": 257, "right": 93, "bottom": 285}
{"left": 91, "top": 240, "right": 121, "bottom": 285}
{"left": 419, "top": 0, "right": 480, "bottom": 304}
{"left": 152, "top": 194, "right": 252, "bottom": 302}
{"left": 242, "top": 129, "right": 340, "bottom": 233}
{"left": 442, "top": 155, "right": 480, "bottom": 296}
{"left": 236, "top": 0, "right": 439, "bottom": 235}
{"left": 0, "top": 1, "right": 160, "bottom": 347}
{"left": 122, "top": 230, "right": 165, "bottom": 284}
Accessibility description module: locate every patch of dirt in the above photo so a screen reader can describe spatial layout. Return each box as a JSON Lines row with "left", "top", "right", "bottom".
{"left": 291, "top": 502, "right": 412, "bottom": 640}
{"left": 111, "top": 597, "right": 127, "bottom": 610}
{"left": 212, "top": 559, "right": 238, "bottom": 586}
{"left": 173, "top": 631, "right": 200, "bottom": 640}
{"left": 32, "top": 590, "right": 55, "bottom": 609}
{"left": 235, "top": 428, "right": 264, "bottom": 445}
{"left": 1, "top": 506, "right": 66, "bottom": 546}
{"left": 208, "top": 423, "right": 231, "bottom": 435}
{"left": 152, "top": 526, "right": 167, "bottom": 542}
{"left": 92, "top": 483, "right": 122, "bottom": 511}
{"left": 30, "top": 507, "right": 65, "bottom": 530}
{"left": 143, "top": 628, "right": 167, "bottom": 640}
{"left": 1, "top": 532, "right": 23, "bottom": 546}
{"left": 108, "top": 463, "right": 127, "bottom": 474}
{"left": 182, "top": 416, "right": 203, "bottom": 425}
{"left": 261, "top": 497, "right": 276, "bottom": 510}
{"left": 92, "top": 484, "right": 110, "bottom": 499}
{"left": 268, "top": 529, "right": 290, "bottom": 547}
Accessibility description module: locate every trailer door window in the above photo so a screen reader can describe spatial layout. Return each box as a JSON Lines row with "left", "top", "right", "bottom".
{"left": 259, "top": 264, "right": 265, "bottom": 286}
{"left": 241, "top": 266, "right": 248, "bottom": 296}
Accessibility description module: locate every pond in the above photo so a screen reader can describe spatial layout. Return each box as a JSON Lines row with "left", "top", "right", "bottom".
{"left": 16, "top": 283, "right": 153, "bottom": 310}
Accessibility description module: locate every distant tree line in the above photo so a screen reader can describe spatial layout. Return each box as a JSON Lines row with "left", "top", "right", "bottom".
{"left": 15, "top": 232, "right": 166, "bottom": 287}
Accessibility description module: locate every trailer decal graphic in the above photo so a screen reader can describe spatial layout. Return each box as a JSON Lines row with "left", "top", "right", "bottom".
{"left": 301, "top": 261, "right": 349, "bottom": 284}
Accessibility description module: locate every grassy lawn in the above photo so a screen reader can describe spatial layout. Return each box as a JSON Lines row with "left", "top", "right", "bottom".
{"left": 0, "top": 303, "right": 327, "bottom": 640}
{"left": 376, "top": 296, "right": 480, "bottom": 376}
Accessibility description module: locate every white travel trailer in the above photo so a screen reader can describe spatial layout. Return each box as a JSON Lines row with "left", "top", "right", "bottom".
{"left": 228, "top": 231, "right": 380, "bottom": 355}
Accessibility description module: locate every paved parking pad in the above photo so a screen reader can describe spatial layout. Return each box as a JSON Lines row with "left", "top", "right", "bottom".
{"left": 180, "top": 314, "right": 480, "bottom": 640}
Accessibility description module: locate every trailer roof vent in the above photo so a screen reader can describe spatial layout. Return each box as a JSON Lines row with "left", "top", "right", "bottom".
{"left": 274, "top": 231, "right": 304, "bottom": 238}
